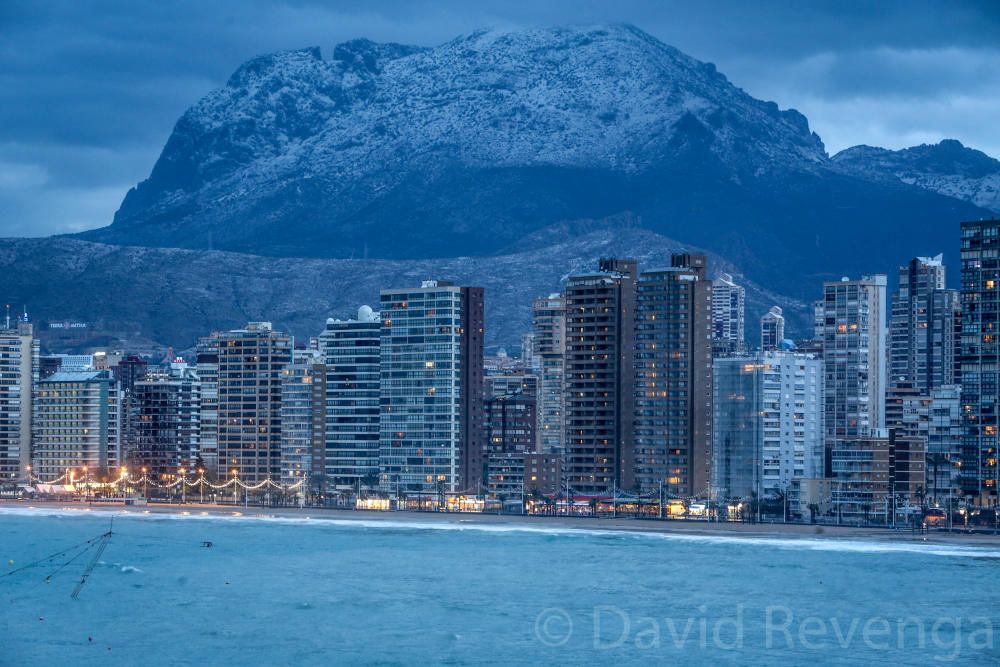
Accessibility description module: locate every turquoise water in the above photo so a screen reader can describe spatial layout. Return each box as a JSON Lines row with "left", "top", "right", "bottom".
{"left": 1, "top": 508, "right": 998, "bottom": 665}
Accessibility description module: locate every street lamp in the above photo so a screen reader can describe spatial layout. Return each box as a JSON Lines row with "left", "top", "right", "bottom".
{"left": 198, "top": 468, "right": 204, "bottom": 504}
{"left": 82, "top": 466, "right": 89, "bottom": 504}
{"left": 141, "top": 467, "right": 147, "bottom": 499}
{"left": 120, "top": 467, "right": 128, "bottom": 498}
{"left": 179, "top": 468, "right": 186, "bottom": 504}
{"left": 232, "top": 469, "right": 238, "bottom": 505}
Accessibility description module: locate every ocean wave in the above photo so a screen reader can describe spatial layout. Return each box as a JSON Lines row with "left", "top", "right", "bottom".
{"left": 2, "top": 504, "right": 998, "bottom": 559}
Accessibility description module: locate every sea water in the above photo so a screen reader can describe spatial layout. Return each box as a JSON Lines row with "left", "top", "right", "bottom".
{"left": 1, "top": 507, "right": 998, "bottom": 665}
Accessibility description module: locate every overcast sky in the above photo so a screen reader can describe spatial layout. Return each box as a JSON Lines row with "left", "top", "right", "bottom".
{"left": 2, "top": 0, "right": 998, "bottom": 237}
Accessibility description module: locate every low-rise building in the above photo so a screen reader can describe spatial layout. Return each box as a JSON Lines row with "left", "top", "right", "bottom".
{"left": 830, "top": 433, "right": 926, "bottom": 523}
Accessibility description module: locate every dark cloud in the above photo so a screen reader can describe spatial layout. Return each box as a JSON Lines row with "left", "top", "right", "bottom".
{"left": 1, "top": 0, "right": 998, "bottom": 236}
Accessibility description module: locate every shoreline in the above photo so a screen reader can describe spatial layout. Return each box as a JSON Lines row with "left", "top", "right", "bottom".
{"left": 4, "top": 499, "right": 1000, "bottom": 548}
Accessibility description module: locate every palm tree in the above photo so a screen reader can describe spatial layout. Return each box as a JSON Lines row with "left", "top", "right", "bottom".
{"left": 361, "top": 471, "right": 380, "bottom": 497}
{"left": 308, "top": 472, "right": 328, "bottom": 505}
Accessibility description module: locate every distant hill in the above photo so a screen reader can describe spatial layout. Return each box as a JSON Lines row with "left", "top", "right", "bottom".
{"left": 833, "top": 139, "right": 1000, "bottom": 214}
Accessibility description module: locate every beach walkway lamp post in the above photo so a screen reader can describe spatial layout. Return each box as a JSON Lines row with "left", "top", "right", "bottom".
{"left": 141, "top": 467, "right": 147, "bottom": 499}
{"left": 120, "top": 467, "right": 127, "bottom": 498}
{"left": 232, "top": 469, "right": 238, "bottom": 505}
{"left": 82, "top": 466, "right": 89, "bottom": 505}
{"left": 179, "top": 468, "right": 186, "bottom": 504}
{"left": 198, "top": 468, "right": 204, "bottom": 504}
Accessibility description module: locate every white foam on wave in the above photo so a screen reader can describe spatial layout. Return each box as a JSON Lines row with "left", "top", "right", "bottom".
{"left": 3, "top": 504, "right": 998, "bottom": 559}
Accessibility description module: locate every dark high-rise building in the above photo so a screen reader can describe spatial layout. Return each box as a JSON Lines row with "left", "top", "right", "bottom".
{"left": 889, "top": 255, "right": 960, "bottom": 393}
{"left": 379, "top": 281, "right": 485, "bottom": 493}
{"left": 564, "top": 258, "right": 637, "bottom": 495}
{"left": 633, "top": 254, "right": 714, "bottom": 497}
{"left": 114, "top": 355, "right": 148, "bottom": 469}
{"left": 959, "top": 220, "right": 1000, "bottom": 504}
{"left": 217, "top": 322, "right": 292, "bottom": 483}
{"left": 484, "top": 373, "right": 538, "bottom": 498}
{"left": 133, "top": 365, "right": 201, "bottom": 479}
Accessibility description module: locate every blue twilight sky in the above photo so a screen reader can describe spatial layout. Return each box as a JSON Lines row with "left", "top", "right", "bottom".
{"left": 1, "top": 0, "right": 999, "bottom": 237}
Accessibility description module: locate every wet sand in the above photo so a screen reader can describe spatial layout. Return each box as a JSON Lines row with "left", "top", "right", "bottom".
{"left": 4, "top": 498, "right": 999, "bottom": 547}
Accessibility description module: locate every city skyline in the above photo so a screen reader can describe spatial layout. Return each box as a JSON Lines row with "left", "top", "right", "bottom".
{"left": 4, "top": 6, "right": 998, "bottom": 664}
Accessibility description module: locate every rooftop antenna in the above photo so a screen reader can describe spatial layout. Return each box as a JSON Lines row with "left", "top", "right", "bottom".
{"left": 21, "top": 305, "right": 28, "bottom": 323}
{"left": 5, "top": 305, "right": 9, "bottom": 330}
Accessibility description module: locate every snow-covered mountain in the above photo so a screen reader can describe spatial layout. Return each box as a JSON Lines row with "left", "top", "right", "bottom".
{"left": 78, "top": 24, "right": 988, "bottom": 304}
{"left": 833, "top": 139, "right": 1000, "bottom": 214}
{"left": 4, "top": 23, "right": 992, "bottom": 351}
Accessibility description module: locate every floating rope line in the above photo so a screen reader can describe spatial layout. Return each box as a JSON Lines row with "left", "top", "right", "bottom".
{"left": 71, "top": 519, "right": 113, "bottom": 599}
{"left": 2, "top": 534, "right": 109, "bottom": 579}
{"left": 3, "top": 518, "right": 114, "bottom": 599}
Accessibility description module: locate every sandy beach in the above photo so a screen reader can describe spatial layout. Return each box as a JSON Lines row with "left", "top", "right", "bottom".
{"left": 4, "top": 498, "right": 999, "bottom": 548}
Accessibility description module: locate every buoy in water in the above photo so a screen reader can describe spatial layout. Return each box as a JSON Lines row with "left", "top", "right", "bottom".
{"left": 7, "top": 559, "right": 12, "bottom": 566}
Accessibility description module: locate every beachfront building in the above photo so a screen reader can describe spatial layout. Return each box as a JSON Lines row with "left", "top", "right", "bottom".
{"left": 32, "top": 370, "right": 121, "bottom": 480}
{"left": 484, "top": 372, "right": 538, "bottom": 498}
{"left": 830, "top": 433, "right": 926, "bottom": 523}
{"left": 217, "top": 322, "right": 292, "bottom": 484}
{"left": 0, "top": 322, "right": 38, "bottom": 482}
{"left": 564, "top": 258, "right": 637, "bottom": 495}
{"left": 378, "top": 281, "right": 485, "bottom": 494}
{"left": 531, "top": 294, "right": 566, "bottom": 454}
{"left": 318, "top": 307, "right": 381, "bottom": 492}
{"left": 959, "top": 219, "right": 1000, "bottom": 505}
{"left": 712, "top": 352, "right": 824, "bottom": 503}
{"left": 195, "top": 336, "right": 220, "bottom": 477}
{"left": 280, "top": 351, "right": 324, "bottom": 487}
{"left": 633, "top": 254, "right": 714, "bottom": 498}
{"left": 132, "top": 363, "right": 201, "bottom": 480}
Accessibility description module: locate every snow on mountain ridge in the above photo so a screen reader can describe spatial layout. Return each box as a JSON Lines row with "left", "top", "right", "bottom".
{"left": 113, "top": 24, "right": 827, "bottom": 231}
{"left": 834, "top": 139, "right": 1000, "bottom": 213}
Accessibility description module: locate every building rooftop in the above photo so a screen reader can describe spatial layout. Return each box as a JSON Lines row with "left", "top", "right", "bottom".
{"left": 42, "top": 371, "right": 110, "bottom": 383}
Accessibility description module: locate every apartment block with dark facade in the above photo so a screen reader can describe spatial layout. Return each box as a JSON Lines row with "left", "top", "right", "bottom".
{"left": 959, "top": 220, "right": 1000, "bottom": 504}
{"left": 216, "top": 322, "right": 292, "bottom": 483}
{"left": 633, "top": 254, "right": 714, "bottom": 498}
{"left": 564, "top": 259, "right": 637, "bottom": 495}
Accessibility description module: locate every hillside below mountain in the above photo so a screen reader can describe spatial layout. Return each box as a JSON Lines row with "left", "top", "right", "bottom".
{"left": 2, "top": 225, "right": 806, "bottom": 353}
